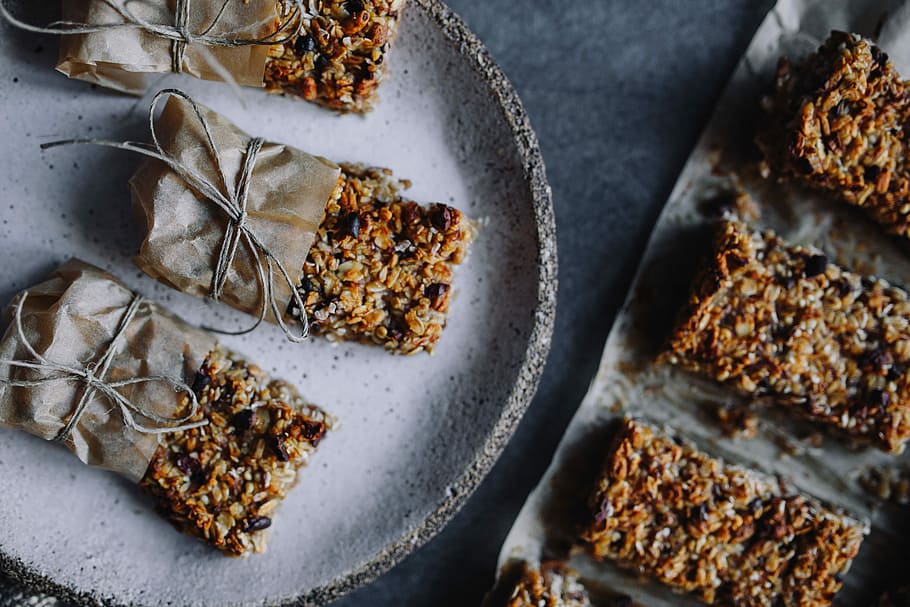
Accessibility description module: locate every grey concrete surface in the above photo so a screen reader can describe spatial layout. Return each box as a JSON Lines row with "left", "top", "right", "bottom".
{"left": 0, "top": 1, "right": 778, "bottom": 605}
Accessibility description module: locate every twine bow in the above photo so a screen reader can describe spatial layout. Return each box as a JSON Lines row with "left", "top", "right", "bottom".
{"left": 0, "top": 0, "right": 306, "bottom": 75}
{"left": 0, "top": 292, "right": 207, "bottom": 441}
{"left": 43, "top": 89, "right": 312, "bottom": 342}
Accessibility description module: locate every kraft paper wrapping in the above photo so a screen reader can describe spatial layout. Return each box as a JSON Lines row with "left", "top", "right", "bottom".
{"left": 56, "top": 0, "right": 278, "bottom": 95}
{"left": 130, "top": 93, "right": 341, "bottom": 325}
{"left": 496, "top": 1, "right": 910, "bottom": 605}
{"left": 0, "top": 259, "right": 216, "bottom": 483}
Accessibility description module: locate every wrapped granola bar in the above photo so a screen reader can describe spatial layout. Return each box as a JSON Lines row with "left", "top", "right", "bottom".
{"left": 757, "top": 32, "right": 910, "bottom": 237}
{"left": 51, "top": 90, "right": 474, "bottom": 351}
{"left": 581, "top": 419, "right": 865, "bottom": 607}
{"left": 662, "top": 219, "right": 910, "bottom": 453}
{"left": 53, "top": 0, "right": 287, "bottom": 94}
{"left": 2, "top": 0, "right": 405, "bottom": 112}
{"left": 0, "top": 259, "right": 332, "bottom": 556}
{"left": 126, "top": 90, "right": 342, "bottom": 340}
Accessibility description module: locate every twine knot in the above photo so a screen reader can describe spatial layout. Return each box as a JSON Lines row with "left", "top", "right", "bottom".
{"left": 0, "top": 292, "right": 207, "bottom": 442}
{"left": 42, "top": 90, "right": 312, "bottom": 342}
{"left": 0, "top": 0, "right": 307, "bottom": 75}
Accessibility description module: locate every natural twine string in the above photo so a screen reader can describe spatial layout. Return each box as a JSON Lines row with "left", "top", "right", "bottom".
{"left": 0, "top": 292, "right": 207, "bottom": 441}
{"left": 0, "top": 0, "right": 306, "bottom": 75}
{"left": 42, "top": 89, "right": 312, "bottom": 343}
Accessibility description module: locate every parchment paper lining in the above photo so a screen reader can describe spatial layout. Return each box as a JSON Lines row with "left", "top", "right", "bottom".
{"left": 498, "top": 1, "right": 910, "bottom": 605}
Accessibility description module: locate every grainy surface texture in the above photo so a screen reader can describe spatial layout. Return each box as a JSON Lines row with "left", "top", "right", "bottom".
{"left": 265, "top": 0, "right": 405, "bottom": 112}
{"left": 582, "top": 419, "right": 864, "bottom": 607}
{"left": 663, "top": 219, "right": 910, "bottom": 453}
{"left": 499, "top": 563, "right": 591, "bottom": 607}
{"left": 295, "top": 164, "right": 474, "bottom": 354}
{"left": 0, "top": 0, "right": 778, "bottom": 605}
{"left": 141, "top": 347, "right": 331, "bottom": 557}
{"left": 758, "top": 31, "right": 910, "bottom": 236}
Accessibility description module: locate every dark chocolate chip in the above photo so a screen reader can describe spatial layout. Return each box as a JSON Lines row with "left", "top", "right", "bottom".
{"left": 300, "top": 420, "right": 324, "bottom": 442}
{"left": 175, "top": 454, "right": 200, "bottom": 476}
{"left": 888, "top": 363, "right": 905, "bottom": 381}
{"left": 267, "top": 436, "right": 289, "bottom": 462}
{"left": 299, "top": 276, "right": 315, "bottom": 293}
{"left": 345, "top": 0, "right": 365, "bottom": 13}
{"left": 293, "top": 33, "right": 317, "bottom": 55}
{"left": 872, "top": 45, "right": 890, "bottom": 67}
{"left": 314, "top": 54, "right": 331, "bottom": 73}
{"left": 865, "top": 164, "right": 882, "bottom": 182}
{"left": 834, "top": 278, "right": 853, "bottom": 297}
{"left": 387, "top": 316, "right": 408, "bottom": 342}
{"left": 244, "top": 516, "right": 272, "bottom": 532}
{"left": 231, "top": 409, "right": 256, "bottom": 432}
{"left": 424, "top": 282, "right": 449, "bottom": 302}
{"left": 862, "top": 348, "right": 892, "bottom": 369}
{"left": 337, "top": 212, "right": 361, "bottom": 239}
{"left": 870, "top": 389, "right": 891, "bottom": 409}
{"left": 428, "top": 205, "right": 454, "bottom": 232}
{"left": 191, "top": 371, "right": 211, "bottom": 395}
{"left": 402, "top": 205, "right": 420, "bottom": 226}
{"left": 803, "top": 254, "right": 828, "bottom": 277}
{"left": 835, "top": 100, "right": 850, "bottom": 116}
{"left": 796, "top": 157, "right": 815, "bottom": 175}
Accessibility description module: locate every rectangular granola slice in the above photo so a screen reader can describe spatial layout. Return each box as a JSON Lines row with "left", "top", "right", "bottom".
{"left": 504, "top": 563, "right": 592, "bottom": 607}
{"left": 757, "top": 31, "right": 910, "bottom": 237}
{"left": 139, "top": 346, "right": 331, "bottom": 557}
{"left": 662, "top": 219, "right": 910, "bottom": 453}
{"left": 292, "top": 163, "right": 474, "bottom": 354}
{"left": 581, "top": 419, "right": 865, "bottom": 607}
{"left": 265, "top": 0, "right": 406, "bottom": 112}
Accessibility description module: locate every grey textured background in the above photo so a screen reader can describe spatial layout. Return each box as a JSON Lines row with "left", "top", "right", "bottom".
{"left": 0, "top": 1, "right": 779, "bottom": 605}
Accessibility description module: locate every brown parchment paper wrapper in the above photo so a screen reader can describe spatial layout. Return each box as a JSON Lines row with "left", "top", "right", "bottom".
{"left": 497, "top": 1, "right": 910, "bottom": 605}
{"left": 0, "top": 259, "right": 216, "bottom": 483}
{"left": 56, "top": 0, "right": 278, "bottom": 95}
{"left": 130, "top": 94, "right": 341, "bottom": 324}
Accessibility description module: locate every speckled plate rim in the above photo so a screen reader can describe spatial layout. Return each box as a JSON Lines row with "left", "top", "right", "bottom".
{"left": 0, "top": 1, "right": 556, "bottom": 605}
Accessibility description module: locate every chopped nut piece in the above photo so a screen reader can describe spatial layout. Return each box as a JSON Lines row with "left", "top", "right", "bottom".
{"left": 758, "top": 31, "right": 910, "bottom": 237}
{"left": 505, "top": 563, "right": 592, "bottom": 607}
{"left": 859, "top": 466, "right": 910, "bottom": 505}
{"left": 710, "top": 403, "right": 759, "bottom": 439}
{"left": 140, "top": 347, "right": 331, "bottom": 557}
{"left": 265, "top": 0, "right": 406, "bottom": 112}
{"left": 662, "top": 220, "right": 910, "bottom": 453}
{"left": 293, "top": 164, "right": 475, "bottom": 354}
{"left": 581, "top": 419, "right": 865, "bottom": 606}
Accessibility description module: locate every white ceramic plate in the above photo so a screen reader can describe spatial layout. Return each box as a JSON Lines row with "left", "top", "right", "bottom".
{"left": 0, "top": 2, "right": 556, "bottom": 605}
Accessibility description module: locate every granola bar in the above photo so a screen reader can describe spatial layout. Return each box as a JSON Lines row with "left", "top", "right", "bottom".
{"left": 265, "top": 0, "right": 405, "bottom": 112}
{"left": 581, "top": 419, "right": 865, "bottom": 606}
{"left": 293, "top": 163, "right": 474, "bottom": 354}
{"left": 662, "top": 219, "right": 910, "bottom": 453}
{"left": 757, "top": 31, "right": 910, "bottom": 237}
{"left": 140, "top": 346, "right": 331, "bottom": 557}
{"left": 503, "top": 563, "right": 592, "bottom": 607}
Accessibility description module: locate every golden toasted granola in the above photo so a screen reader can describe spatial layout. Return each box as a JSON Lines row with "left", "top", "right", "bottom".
{"left": 265, "top": 0, "right": 405, "bottom": 112}
{"left": 581, "top": 419, "right": 865, "bottom": 607}
{"left": 293, "top": 163, "right": 474, "bottom": 354}
{"left": 505, "top": 563, "right": 592, "bottom": 607}
{"left": 662, "top": 220, "right": 910, "bottom": 453}
{"left": 140, "top": 347, "right": 331, "bottom": 557}
{"left": 758, "top": 31, "right": 910, "bottom": 236}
